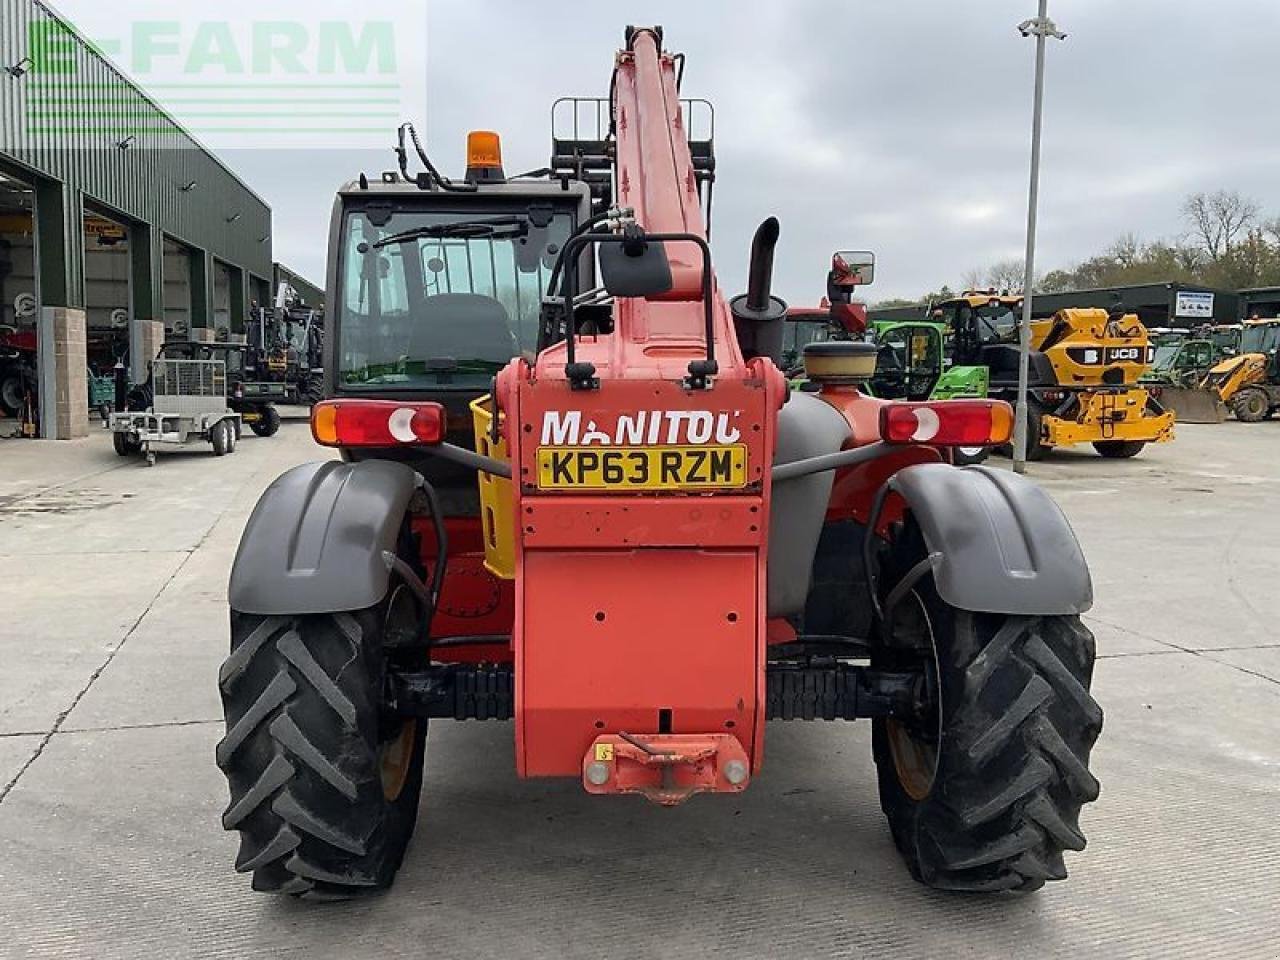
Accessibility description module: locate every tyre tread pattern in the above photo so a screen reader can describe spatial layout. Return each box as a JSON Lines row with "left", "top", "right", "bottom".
{"left": 1230, "top": 387, "right": 1269, "bottom": 423}
{"left": 216, "top": 610, "right": 416, "bottom": 898}
{"left": 876, "top": 609, "right": 1103, "bottom": 893}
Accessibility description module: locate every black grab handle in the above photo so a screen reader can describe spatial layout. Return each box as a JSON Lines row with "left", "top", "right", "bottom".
{"left": 556, "top": 230, "right": 718, "bottom": 390}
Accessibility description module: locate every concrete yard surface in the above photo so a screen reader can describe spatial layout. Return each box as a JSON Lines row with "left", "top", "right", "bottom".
{"left": 0, "top": 420, "right": 1277, "bottom": 959}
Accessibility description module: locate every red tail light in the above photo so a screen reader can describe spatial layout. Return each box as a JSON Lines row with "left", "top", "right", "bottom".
{"left": 311, "top": 399, "right": 446, "bottom": 448}
{"left": 880, "top": 400, "right": 1013, "bottom": 447}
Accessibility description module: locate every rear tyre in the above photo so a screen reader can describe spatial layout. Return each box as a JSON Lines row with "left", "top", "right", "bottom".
{"left": 250, "top": 405, "right": 281, "bottom": 437}
{"left": 0, "top": 368, "right": 32, "bottom": 417}
{"left": 1093, "top": 440, "right": 1146, "bottom": 458}
{"left": 995, "top": 405, "right": 1049, "bottom": 460}
{"left": 1230, "top": 387, "right": 1270, "bottom": 423}
{"left": 1024, "top": 405, "right": 1050, "bottom": 461}
{"left": 217, "top": 584, "right": 427, "bottom": 898}
{"left": 113, "top": 432, "right": 140, "bottom": 457}
{"left": 211, "top": 420, "right": 230, "bottom": 456}
{"left": 304, "top": 373, "right": 324, "bottom": 405}
{"left": 872, "top": 522, "right": 1102, "bottom": 892}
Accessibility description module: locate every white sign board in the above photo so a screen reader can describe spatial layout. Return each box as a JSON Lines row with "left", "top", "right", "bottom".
{"left": 1175, "top": 291, "right": 1215, "bottom": 319}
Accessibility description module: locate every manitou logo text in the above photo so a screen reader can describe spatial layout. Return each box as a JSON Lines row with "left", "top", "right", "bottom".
{"left": 540, "top": 410, "right": 742, "bottom": 446}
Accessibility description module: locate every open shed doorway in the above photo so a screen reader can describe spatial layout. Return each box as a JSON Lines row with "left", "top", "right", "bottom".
{"left": 83, "top": 206, "right": 132, "bottom": 421}
{"left": 0, "top": 169, "right": 38, "bottom": 438}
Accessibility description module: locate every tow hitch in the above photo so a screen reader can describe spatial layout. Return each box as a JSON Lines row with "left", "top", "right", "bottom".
{"left": 581, "top": 733, "right": 751, "bottom": 806}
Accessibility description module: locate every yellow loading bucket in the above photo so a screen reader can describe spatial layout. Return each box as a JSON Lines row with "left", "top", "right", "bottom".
{"left": 470, "top": 396, "right": 516, "bottom": 580}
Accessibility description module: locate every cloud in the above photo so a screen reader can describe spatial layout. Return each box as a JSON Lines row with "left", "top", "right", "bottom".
{"left": 52, "top": 0, "right": 1280, "bottom": 303}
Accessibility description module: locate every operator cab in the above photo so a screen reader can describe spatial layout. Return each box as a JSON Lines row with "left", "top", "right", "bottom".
{"left": 1239, "top": 319, "right": 1280, "bottom": 377}
{"left": 1239, "top": 319, "right": 1280, "bottom": 356}
{"left": 939, "top": 292, "right": 1022, "bottom": 364}
{"left": 331, "top": 137, "right": 591, "bottom": 397}
{"left": 326, "top": 131, "right": 594, "bottom": 509}
{"left": 870, "top": 323, "right": 945, "bottom": 400}
{"left": 932, "top": 292, "right": 1059, "bottom": 389}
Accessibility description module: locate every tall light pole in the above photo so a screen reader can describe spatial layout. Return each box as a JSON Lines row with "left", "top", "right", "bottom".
{"left": 1012, "top": 1, "right": 1066, "bottom": 474}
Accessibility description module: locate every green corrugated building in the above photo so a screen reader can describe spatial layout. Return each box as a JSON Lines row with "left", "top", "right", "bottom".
{"left": 0, "top": 0, "right": 272, "bottom": 437}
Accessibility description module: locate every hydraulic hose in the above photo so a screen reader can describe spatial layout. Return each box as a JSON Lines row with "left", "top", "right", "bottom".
{"left": 397, "top": 123, "right": 477, "bottom": 193}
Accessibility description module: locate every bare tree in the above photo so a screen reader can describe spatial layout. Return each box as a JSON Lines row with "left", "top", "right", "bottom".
{"left": 1107, "top": 233, "right": 1141, "bottom": 269}
{"left": 1263, "top": 216, "right": 1280, "bottom": 246}
{"left": 961, "top": 267, "right": 986, "bottom": 291}
{"left": 986, "top": 259, "right": 1026, "bottom": 293}
{"left": 1182, "top": 190, "right": 1259, "bottom": 261}
{"left": 1173, "top": 244, "right": 1206, "bottom": 274}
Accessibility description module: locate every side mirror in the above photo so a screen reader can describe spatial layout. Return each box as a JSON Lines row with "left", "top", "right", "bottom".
{"left": 832, "top": 250, "right": 875, "bottom": 287}
{"left": 598, "top": 237, "right": 673, "bottom": 298}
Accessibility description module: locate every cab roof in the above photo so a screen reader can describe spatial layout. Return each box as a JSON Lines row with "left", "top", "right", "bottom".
{"left": 939, "top": 292, "right": 1024, "bottom": 308}
{"left": 336, "top": 175, "right": 593, "bottom": 204}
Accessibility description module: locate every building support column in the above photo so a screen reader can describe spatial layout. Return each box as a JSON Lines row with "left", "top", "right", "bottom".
{"left": 136, "top": 320, "right": 166, "bottom": 378}
{"left": 33, "top": 179, "right": 84, "bottom": 309}
{"left": 32, "top": 179, "right": 87, "bottom": 439}
{"left": 129, "top": 221, "right": 164, "bottom": 381}
{"left": 228, "top": 265, "right": 247, "bottom": 335}
{"left": 38, "top": 306, "right": 89, "bottom": 440}
{"left": 189, "top": 247, "right": 213, "bottom": 340}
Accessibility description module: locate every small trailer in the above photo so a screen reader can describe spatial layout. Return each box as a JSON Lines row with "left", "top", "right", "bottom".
{"left": 109, "top": 357, "right": 240, "bottom": 466}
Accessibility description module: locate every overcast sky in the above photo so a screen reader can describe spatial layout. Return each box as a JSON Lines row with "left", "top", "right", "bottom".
{"left": 56, "top": 0, "right": 1280, "bottom": 303}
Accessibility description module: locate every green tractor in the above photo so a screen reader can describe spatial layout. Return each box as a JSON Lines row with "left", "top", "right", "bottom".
{"left": 867, "top": 319, "right": 988, "bottom": 401}
{"left": 1141, "top": 325, "right": 1241, "bottom": 423}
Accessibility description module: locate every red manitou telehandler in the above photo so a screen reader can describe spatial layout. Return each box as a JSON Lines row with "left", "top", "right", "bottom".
{"left": 218, "top": 26, "right": 1102, "bottom": 899}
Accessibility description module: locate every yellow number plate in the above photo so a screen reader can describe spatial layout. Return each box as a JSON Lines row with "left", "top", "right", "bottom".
{"left": 536, "top": 445, "right": 747, "bottom": 490}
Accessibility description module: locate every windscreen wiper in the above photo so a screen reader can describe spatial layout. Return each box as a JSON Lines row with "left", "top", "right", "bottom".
{"left": 372, "top": 217, "right": 530, "bottom": 248}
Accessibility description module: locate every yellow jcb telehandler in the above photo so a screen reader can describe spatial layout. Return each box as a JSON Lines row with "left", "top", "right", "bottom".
{"left": 933, "top": 293, "right": 1174, "bottom": 458}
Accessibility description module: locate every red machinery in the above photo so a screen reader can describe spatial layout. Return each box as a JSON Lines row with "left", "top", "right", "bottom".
{"left": 0, "top": 325, "right": 37, "bottom": 430}
{"left": 496, "top": 27, "right": 784, "bottom": 786}
{"left": 219, "top": 26, "right": 1101, "bottom": 899}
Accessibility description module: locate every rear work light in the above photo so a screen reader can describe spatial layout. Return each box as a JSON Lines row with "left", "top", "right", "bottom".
{"left": 879, "top": 400, "right": 1013, "bottom": 447}
{"left": 311, "top": 399, "right": 447, "bottom": 448}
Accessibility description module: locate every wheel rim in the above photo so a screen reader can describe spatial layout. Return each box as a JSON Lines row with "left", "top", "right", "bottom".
{"left": 885, "top": 590, "right": 942, "bottom": 801}
{"left": 379, "top": 583, "right": 420, "bottom": 802}
{"left": 380, "top": 719, "right": 418, "bottom": 801}
{"left": 1245, "top": 393, "right": 1267, "bottom": 416}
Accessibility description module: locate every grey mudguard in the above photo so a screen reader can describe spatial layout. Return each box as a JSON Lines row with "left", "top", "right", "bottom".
{"left": 228, "top": 459, "right": 418, "bottom": 615}
{"left": 889, "top": 463, "right": 1093, "bottom": 616}
{"left": 768, "top": 392, "right": 852, "bottom": 617}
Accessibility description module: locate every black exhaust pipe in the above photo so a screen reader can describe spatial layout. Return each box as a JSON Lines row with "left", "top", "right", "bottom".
{"left": 745, "top": 217, "right": 780, "bottom": 312}
{"left": 730, "top": 217, "right": 787, "bottom": 362}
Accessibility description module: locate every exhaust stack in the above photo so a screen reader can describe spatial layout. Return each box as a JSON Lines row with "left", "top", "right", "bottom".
{"left": 730, "top": 217, "right": 788, "bottom": 362}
